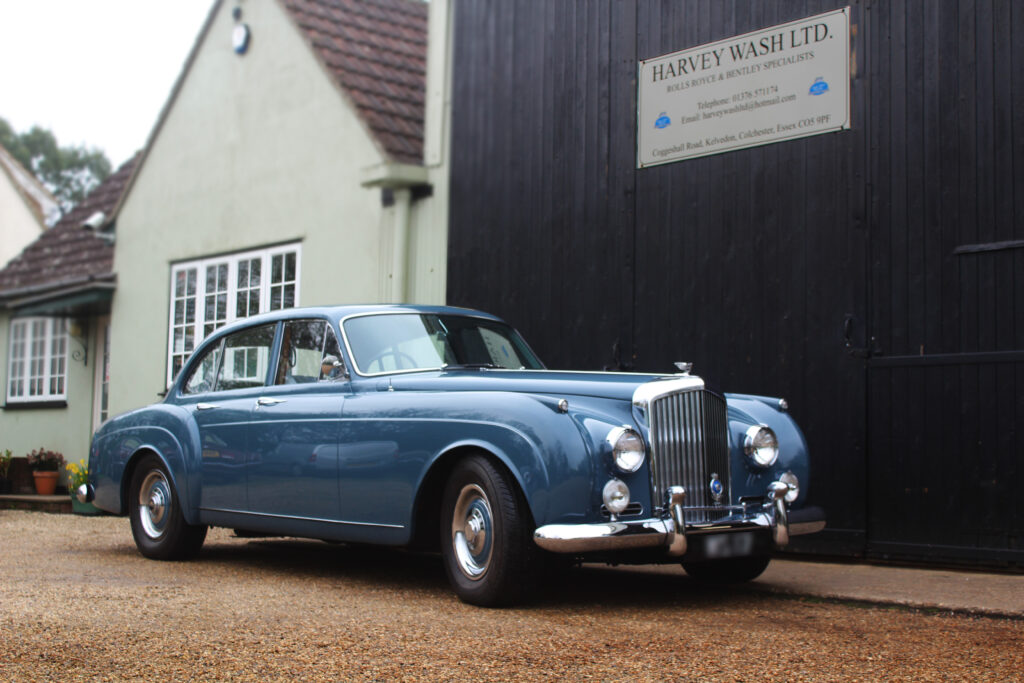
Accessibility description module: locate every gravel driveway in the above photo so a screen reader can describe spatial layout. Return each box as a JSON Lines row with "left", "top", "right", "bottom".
{"left": 1, "top": 510, "right": 1021, "bottom": 681}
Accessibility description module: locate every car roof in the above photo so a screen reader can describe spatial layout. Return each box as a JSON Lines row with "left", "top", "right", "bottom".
{"left": 210, "top": 304, "right": 504, "bottom": 336}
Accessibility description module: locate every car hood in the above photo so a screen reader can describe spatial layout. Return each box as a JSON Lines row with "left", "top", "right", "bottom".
{"left": 380, "top": 369, "right": 675, "bottom": 402}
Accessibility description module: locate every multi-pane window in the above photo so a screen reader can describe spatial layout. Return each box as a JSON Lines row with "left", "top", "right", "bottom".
{"left": 170, "top": 269, "right": 198, "bottom": 379}
{"left": 236, "top": 257, "right": 261, "bottom": 318}
{"left": 167, "top": 244, "right": 300, "bottom": 386}
{"left": 203, "top": 263, "right": 229, "bottom": 338}
{"left": 6, "top": 317, "right": 69, "bottom": 402}
{"left": 269, "top": 252, "right": 297, "bottom": 311}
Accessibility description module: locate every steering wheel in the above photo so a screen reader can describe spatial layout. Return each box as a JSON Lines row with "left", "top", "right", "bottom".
{"left": 367, "top": 350, "right": 417, "bottom": 373}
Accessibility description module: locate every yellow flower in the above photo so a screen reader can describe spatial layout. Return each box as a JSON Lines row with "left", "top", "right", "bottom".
{"left": 67, "top": 459, "right": 89, "bottom": 488}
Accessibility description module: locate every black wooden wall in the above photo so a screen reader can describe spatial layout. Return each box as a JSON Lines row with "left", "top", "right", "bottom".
{"left": 447, "top": 0, "right": 1024, "bottom": 566}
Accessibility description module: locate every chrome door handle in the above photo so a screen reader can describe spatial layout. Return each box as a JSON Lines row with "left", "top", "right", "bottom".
{"left": 256, "top": 397, "right": 287, "bottom": 406}
{"left": 196, "top": 403, "right": 219, "bottom": 411}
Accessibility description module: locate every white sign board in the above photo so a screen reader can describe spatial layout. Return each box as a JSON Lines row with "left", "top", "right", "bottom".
{"left": 637, "top": 7, "right": 851, "bottom": 167}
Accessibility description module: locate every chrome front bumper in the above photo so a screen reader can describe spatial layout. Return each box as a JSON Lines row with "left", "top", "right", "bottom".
{"left": 76, "top": 484, "right": 95, "bottom": 504}
{"left": 534, "top": 485, "right": 825, "bottom": 556}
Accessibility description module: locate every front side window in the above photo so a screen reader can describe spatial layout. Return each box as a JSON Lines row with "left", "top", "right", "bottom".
{"left": 167, "top": 244, "right": 300, "bottom": 386}
{"left": 275, "top": 320, "right": 343, "bottom": 385}
{"left": 6, "top": 317, "right": 69, "bottom": 402}
{"left": 343, "top": 314, "right": 543, "bottom": 376}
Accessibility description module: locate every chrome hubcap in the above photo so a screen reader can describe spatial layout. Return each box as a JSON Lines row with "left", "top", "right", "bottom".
{"left": 451, "top": 484, "right": 493, "bottom": 580}
{"left": 138, "top": 470, "right": 171, "bottom": 540}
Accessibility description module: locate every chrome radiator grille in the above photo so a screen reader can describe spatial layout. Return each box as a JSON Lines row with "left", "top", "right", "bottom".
{"left": 648, "top": 389, "right": 731, "bottom": 524}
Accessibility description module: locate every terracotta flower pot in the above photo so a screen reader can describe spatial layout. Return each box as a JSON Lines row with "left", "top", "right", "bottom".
{"left": 32, "top": 471, "right": 60, "bottom": 495}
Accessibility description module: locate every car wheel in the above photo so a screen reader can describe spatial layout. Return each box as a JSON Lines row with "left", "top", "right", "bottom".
{"left": 129, "top": 454, "right": 207, "bottom": 561}
{"left": 440, "top": 455, "right": 537, "bottom": 607}
{"left": 682, "top": 555, "right": 771, "bottom": 583}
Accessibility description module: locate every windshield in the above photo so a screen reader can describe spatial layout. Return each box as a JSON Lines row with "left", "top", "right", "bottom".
{"left": 343, "top": 313, "right": 544, "bottom": 375}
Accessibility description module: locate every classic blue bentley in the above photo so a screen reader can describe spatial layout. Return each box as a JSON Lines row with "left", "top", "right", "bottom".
{"left": 81, "top": 305, "right": 824, "bottom": 606}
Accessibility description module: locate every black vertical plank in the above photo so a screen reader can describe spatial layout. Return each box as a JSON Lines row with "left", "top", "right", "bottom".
{"left": 615, "top": 0, "right": 638, "bottom": 370}
{"left": 935, "top": 0, "right": 964, "bottom": 550}
{"left": 991, "top": 0, "right": 1014, "bottom": 353}
{"left": 1016, "top": 8, "right": 1024, "bottom": 546}
{"left": 890, "top": 0, "right": 909, "bottom": 359}
{"left": 937, "top": 0, "right": 960, "bottom": 356}
{"left": 975, "top": 2, "right": 996, "bottom": 357}
{"left": 1016, "top": 1, "right": 1024, "bottom": 359}
{"left": 865, "top": 0, "right": 891, "bottom": 548}
{"left": 922, "top": 0, "right": 943, "bottom": 354}
{"left": 958, "top": 0, "right": 978, "bottom": 355}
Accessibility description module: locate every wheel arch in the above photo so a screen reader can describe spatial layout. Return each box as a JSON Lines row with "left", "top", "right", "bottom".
{"left": 408, "top": 444, "right": 537, "bottom": 551}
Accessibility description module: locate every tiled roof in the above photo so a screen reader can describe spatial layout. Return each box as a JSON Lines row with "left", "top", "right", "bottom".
{"left": 282, "top": 0, "right": 428, "bottom": 165}
{"left": 0, "top": 155, "right": 138, "bottom": 298}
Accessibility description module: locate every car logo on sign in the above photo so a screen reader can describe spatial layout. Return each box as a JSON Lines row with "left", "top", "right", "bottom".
{"left": 709, "top": 473, "right": 724, "bottom": 503}
{"left": 809, "top": 77, "right": 829, "bottom": 96}
{"left": 654, "top": 112, "right": 671, "bottom": 129}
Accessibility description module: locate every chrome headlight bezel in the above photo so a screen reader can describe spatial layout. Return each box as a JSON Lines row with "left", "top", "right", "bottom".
{"left": 743, "top": 424, "right": 779, "bottom": 468}
{"left": 606, "top": 426, "right": 646, "bottom": 473}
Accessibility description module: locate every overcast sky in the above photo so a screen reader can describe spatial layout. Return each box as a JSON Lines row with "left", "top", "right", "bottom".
{"left": 0, "top": 1, "right": 213, "bottom": 167}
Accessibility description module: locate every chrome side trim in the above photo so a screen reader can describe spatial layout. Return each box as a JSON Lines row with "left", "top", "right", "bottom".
{"left": 198, "top": 507, "right": 405, "bottom": 529}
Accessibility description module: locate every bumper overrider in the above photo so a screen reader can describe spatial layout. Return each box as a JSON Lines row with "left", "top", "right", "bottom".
{"left": 533, "top": 483, "right": 826, "bottom": 556}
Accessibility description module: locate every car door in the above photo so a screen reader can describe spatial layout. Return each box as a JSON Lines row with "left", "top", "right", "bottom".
{"left": 178, "top": 323, "right": 277, "bottom": 513}
{"left": 246, "top": 318, "right": 346, "bottom": 521}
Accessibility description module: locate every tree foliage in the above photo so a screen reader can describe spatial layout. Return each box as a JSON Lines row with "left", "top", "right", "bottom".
{"left": 0, "top": 116, "right": 111, "bottom": 215}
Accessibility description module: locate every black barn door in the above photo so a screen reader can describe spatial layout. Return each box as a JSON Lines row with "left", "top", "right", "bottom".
{"left": 864, "top": 1, "right": 1024, "bottom": 564}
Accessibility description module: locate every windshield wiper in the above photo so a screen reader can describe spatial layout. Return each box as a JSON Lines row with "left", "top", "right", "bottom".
{"left": 442, "top": 363, "right": 499, "bottom": 371}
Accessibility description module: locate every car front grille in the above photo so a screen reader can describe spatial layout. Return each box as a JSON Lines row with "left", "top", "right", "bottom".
{"left": 647, "top": 388, "right": 731, "bottom": 524}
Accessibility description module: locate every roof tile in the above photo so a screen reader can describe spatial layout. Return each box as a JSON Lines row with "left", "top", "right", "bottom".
{"left": 282, "top": 0, "right": 428, "bottom": 165}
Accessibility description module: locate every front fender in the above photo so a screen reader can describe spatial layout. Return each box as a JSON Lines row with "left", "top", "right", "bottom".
{"left": 725, "top": 394, "right": 811, "bottom": 506}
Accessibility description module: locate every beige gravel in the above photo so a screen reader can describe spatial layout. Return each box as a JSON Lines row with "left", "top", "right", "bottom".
{"left": 1, "top": 510, "right": 1022, "bottom": 681}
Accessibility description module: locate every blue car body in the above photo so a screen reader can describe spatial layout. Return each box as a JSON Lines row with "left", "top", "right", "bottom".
{"left": 86, "top": 305, "right": 824, "bottom": 603}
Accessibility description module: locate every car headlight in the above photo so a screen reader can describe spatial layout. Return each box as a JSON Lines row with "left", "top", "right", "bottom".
{"left": 744, "top": 425, "right": 779, "bottom": 468}
{"left": 606, "top": 426, "right": 646, "bottom": 473}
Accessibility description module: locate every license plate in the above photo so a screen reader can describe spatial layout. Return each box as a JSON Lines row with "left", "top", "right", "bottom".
{"left": 702, "top": 531, "right": 756, "bottom": 559}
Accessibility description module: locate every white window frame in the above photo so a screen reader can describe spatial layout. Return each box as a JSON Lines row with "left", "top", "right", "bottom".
{"left": 6, "top": 317, "right": 69, "bottom": 403}
{"left": 166, "top": 243, "right": 301, "bottom": 387}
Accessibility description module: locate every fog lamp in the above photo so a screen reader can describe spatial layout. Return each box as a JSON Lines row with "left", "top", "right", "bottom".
{"left": 602, "top": 479, "right": 630, "bottom": 515}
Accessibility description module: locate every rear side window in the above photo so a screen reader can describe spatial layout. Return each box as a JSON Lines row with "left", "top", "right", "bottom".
{"left": 181, "top": 323, "right": 276, "bottom": 394}
{"left": 182, "top": 341, "right": 223, "bottom": 395}
{"left": 219, "top": 324, "right": 276, "bottom": 391}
